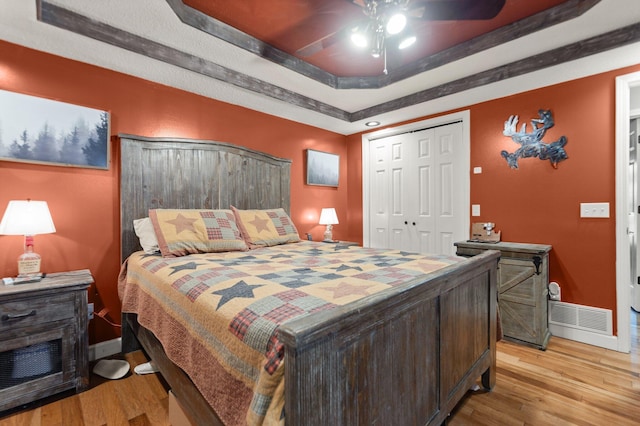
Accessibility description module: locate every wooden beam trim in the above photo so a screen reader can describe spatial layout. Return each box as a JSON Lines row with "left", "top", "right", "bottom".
{"left": 34, "top": 1, "right": 640, "bottom": 124}
{"left": 165, "top": 0, "right": 340, "bottom": 89}
{"left": 37, "top": 0, "right": 351, "bottom": 122}
{"left": 351, "top": 21, "right": 640, "bottom": 121}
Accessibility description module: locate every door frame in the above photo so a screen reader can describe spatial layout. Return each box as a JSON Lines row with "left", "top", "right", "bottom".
{"left": 361, "top": 110, "right": 470, "bottom": 248}
{"left": 615, "top": 71, "right": 640, "bottom": 353}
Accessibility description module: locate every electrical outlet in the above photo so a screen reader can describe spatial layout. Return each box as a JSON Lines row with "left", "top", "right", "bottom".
{"left": 580, "top": 202, "right": 609, "bottom": 218}
{"left": 88, "top": 303, "right": 94, "bottom": 320}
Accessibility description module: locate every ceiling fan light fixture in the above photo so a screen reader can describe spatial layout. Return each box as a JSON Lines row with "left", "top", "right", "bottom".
{"left": 398, "top": 33, "right": 416, "bottom": 50}
{"left": 371, "top": 29, "right": 385, "bottom": 58}
{"left": 350, "top": 30, "right": 368, "bottom": 48}
{"left": 386, "top": 12, "right": 407, "bottom": 35}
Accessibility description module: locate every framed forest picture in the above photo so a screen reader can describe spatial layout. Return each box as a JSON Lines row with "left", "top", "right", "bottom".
{"left": 0, "top": 89, "right": 110, "bottom": 169}
{"left": 306, "top": 149, "right": 340, "bottom": 187}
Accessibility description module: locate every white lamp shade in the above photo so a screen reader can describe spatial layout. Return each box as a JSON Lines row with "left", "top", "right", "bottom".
{"left": 0, "top": 200, "right": 56, "bottom": 236}
{"left": 319, "top": 208, "right": 339, "bottom": 225}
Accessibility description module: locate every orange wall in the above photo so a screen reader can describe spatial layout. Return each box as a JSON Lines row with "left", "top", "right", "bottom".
{"left": 0, "top": 41, "right": 348, "bottom": 343}
{"left": 348, "top": 63, "right": 640, "bottom": 335}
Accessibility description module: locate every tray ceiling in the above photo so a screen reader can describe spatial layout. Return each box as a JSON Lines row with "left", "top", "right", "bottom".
{"left": 1, "top": 0, "right": 639, "bottom": 134}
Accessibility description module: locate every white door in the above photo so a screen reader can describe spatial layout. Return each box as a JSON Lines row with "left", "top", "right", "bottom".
{"left": 631, "top": 118, "right": 640, "bottom": 312}
{"left": 368, "top": 121, "right": 465, "bottom": 255}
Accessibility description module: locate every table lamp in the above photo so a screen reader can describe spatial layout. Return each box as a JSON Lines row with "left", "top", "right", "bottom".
{"left": 319, "top": 208, "right": 339, "bottom": 242}
{"left": 0, "top": 200, "right": 56, "bottom": 277}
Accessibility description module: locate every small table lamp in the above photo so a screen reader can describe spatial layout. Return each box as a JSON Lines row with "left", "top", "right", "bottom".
{"left": 319, "top": 208, "right": 339, "bottom": 242}
{"left": 0, "top": 200, "right": 56, "bottom": 277}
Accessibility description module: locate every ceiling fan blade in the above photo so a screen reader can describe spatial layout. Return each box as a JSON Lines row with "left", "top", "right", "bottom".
{"left": 410, "top": 0, "right": 506, "bottom": 21}
{"left": 296, "top": 16, "right": 369, "bottom": 58}
{"left": 296, "top": 1, "right": 368, "bottom": 57}
{"left": 296, "top": 30, "right": 344, "bottom": 57}
{"left": 346, "top": 0, "right": 368, "bottom": 8}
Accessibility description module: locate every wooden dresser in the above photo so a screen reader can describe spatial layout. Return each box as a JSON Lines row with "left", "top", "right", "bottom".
{"left": 455, "top": 241, "right": 552, "bottom": 350}
{"left": 0, "top": 270, "right": 93, "bottom": 412}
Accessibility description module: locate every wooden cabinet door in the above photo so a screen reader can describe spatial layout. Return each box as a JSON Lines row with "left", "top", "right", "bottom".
{"left": 498, "top": 257, "right": 543, "bottom": 344}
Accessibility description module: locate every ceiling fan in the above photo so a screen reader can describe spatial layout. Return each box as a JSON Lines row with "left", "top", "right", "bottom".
{"left": 296, "top": 0, "right": 506, "bottom": 74}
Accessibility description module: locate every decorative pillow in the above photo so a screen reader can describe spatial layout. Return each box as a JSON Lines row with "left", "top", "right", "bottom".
{"left": 133, "top": 217, "right": 160, "bottom": 254}
{"left": 232, "top": 206, "right": 301, "bottom": 249}
{"left": 149, "top": 209, "right": 247, "bottom": 257}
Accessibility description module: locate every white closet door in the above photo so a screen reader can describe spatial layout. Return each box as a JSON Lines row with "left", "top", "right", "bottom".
{"left": 433, "top": 123, "right": 465, "bottom": 255}
{"left": 369, "top": 138, "right": 392, "bottom": 249}
{"left": 368, "top": 122, "right": 464, "bottom": 255}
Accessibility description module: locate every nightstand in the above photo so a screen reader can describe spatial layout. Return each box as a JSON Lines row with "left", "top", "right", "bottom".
{"left": 454, "top": 241, "right": 552, "bottom": 350}
{"left": 0, "top": 269, "right": 94, "bottom": 412}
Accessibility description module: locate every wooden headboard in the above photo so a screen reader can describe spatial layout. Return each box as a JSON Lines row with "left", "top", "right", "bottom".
{"left": 119, "top": 134, "right": 292, "bottom": 261}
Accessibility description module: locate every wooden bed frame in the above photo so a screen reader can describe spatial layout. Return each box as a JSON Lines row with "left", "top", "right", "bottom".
{"left": 118, "top": 134, "right": 499, "bottom": 426}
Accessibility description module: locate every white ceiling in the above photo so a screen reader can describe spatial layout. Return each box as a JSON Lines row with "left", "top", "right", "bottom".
{"left": 1, "top": 0, "right": 640, "bottom": 135}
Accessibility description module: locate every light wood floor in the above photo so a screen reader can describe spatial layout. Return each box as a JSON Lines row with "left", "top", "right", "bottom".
{"left": 2, "top": 312, "right": 639, "bottom": 426}
{"left": 450, "top": 310, "right": 640, "bottom": 425}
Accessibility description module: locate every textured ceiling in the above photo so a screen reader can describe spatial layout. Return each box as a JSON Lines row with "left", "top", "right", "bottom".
{"left": 0, "top": 0, "right": 640, "bottom": 135}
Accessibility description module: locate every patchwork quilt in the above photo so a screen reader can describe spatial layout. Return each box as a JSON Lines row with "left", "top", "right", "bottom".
{"left": 118, "top": 241, "right": 462, "bottom": 426}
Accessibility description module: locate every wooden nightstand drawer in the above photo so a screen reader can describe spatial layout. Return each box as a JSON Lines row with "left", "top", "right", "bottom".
{"left": 0, "top": 293, "right": 75, "bottom": 332}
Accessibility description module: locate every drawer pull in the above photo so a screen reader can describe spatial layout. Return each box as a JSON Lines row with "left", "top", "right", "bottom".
{"left": 1, "top": 310, "right": 36, "bottom": 322}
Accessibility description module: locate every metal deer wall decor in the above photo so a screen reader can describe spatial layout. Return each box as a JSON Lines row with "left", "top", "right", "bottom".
{"left": 501, "top": 109, "right": 568, "bottom": 169}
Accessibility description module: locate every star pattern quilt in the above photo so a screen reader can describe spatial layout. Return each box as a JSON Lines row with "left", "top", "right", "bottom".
{"left": 118, "top": 241, "right": 462, "bottom": 426}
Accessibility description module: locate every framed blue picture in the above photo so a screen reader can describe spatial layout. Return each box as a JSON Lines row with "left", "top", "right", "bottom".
{"left": 306, "top": 149, "right": 339, "bottom": 187}
{"left": 0, "top": 89, "right": 110, "bottom": 169}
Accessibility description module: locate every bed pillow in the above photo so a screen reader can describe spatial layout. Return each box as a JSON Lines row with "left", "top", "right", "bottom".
{"left": 133, "top": 217, "right": 160, "bottom": 254}
{"left": 232, "top": 206, "right": 301, "bottom": 249}
{"left": 149, "top": 209, "right": 247, "bottom": 257}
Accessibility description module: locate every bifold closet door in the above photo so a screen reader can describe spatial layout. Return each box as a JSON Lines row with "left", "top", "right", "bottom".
{"left": 368, "top": 122, "right": 464, "bottom": 255}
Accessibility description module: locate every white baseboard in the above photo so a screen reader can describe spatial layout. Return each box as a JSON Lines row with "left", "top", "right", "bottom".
{"left": 89, "top": 337, "right": 122, "bottom": 361}
{"left": 549, "top": 324, "right": 618, "bottom": 350}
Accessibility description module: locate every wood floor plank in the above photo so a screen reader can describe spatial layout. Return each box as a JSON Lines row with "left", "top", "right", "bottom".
{"left": 127, "top": 414, "right": 151, "bottom": 426}
{"left": 77, "top": 386, "right": 108, "bottom": 426}
{"left": 0, "top": 407, "right": 41, "bottom": 426}
{"left": 58, "top": 397, "right": 83, "bottom": 426}
{"left": 38, "top": 401, "right": 61, "bottom": 426}
{"left": 99, "top": 381, "right": 129, "bottom": 426}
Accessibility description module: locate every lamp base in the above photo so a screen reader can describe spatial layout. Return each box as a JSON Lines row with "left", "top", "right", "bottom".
{"left": 18, "top": 251, "right": 41, "bottom": 277}
{"left": 323, "top": 226, "right": 334, "bottom": 242}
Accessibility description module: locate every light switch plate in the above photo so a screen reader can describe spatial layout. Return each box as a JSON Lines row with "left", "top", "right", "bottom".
{"left": 472, "top": 204, "right": 480, "bottom": 216}
{"left": 580, "top": 202, "right": 609, "bottom": 218}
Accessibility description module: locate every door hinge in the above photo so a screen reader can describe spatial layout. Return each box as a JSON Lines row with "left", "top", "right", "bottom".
{"left": 637, "top": 276, "right": 640, "bottom": 285}
{"left": 532, "top": 256, "right": 542, "bottom": 275}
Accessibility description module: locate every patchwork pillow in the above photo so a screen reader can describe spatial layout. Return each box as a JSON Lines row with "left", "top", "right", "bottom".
{"left": 133, "top": 217, "right": 160, "bottom": 254}
{"left": 231, "top": 206, "right": 301, "bottom": 249}
{"left": 149, "top": 209, "right": 247, "bottom": 257}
